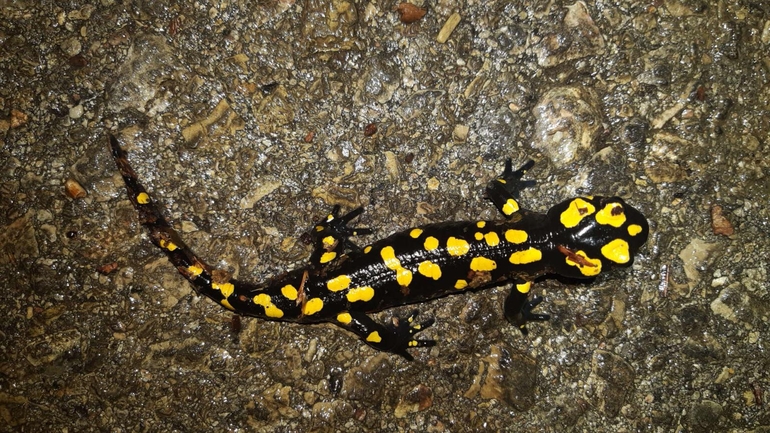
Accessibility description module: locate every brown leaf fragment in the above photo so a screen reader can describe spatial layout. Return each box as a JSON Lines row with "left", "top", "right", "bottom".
{"left": 363, "top": 122, "right": 377, "bottom": 136}
{"left": 69, "top": 54, "right": 88, "bottom": 67}
{"left": 711, "top": 205, "right": 734, "bottom": 236}
{"left": 10, "top": 109, "right": 28, "bottom": 128}
{"left": 98, "top": 262, "right": 119, "bottom": 274}
{"left": 64, "top": 178, "right": 87, "bottom": 199}
{"left": 396, "top": 3, "right": 426, "bottom": 24}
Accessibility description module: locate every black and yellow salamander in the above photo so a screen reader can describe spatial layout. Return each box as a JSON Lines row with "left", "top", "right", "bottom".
{"left": 110, "top": 135, "right": 649, "bottom": 360}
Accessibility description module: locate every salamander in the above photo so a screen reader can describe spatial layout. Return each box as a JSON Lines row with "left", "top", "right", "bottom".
{"left": 110, "top": 134, "right": 649, "bottom": 360}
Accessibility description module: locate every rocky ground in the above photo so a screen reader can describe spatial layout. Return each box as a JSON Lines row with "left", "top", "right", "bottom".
{"left": 1, "top": 1, "right": 768, "bottom": 432}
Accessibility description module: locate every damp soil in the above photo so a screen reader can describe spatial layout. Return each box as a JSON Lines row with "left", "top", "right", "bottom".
{"left": 1, "top": 1, "right": 769, "bottom": 431}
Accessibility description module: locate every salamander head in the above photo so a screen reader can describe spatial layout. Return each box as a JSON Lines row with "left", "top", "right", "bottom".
{"left": 547, "top": 196, "right": 650, "bottom": 278}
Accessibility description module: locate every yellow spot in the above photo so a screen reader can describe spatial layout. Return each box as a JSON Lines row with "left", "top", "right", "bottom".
{"left": 410, "top": 228, "right": 424, "bottom": 238}
{"left": 484, "top": 232, "right": 500, "bottom": 247}
{"left": 409, "top": 340, "right": 418, "bottom": 347}
{"left": 281, "top": 284, "right": 298, "bottom": 301}
{"left": 187, "top": 265, "right": 203, "bottom": 277}
{"left": 566, "top": 251, "right": 603, "bottom": 276}
{"left": 476, "top": 221, "right": 486, "bottom": 228}
{"left": 509, "top": 248, "right": 543, "bottom": 265}
{"left": 212, "top": 282, "right": 235, "bottom": 298}
{"left": 320, "top": 251, "right": 337, "bottom": 264}
{"left": 327, "top": 274, "right": 351, "bottom": 292}
{"left": 315, "top": 225, "right": 324, "bottom": 232}
{"left": 381, "top": 246, "right": 400, "bottom": 270}
{"left": 366, "top": 331, "right": 382, "bottom": 343}
{"left": 474, "top": 232, "right": 483, "bottom": 241}
{"left": 337, "top": 312, "right": 352, "bottom": 324}
{"left": 322, "top": 235, "right": 336, "bottom": 247}
{"left": 497, "top": 178, "right": 507, "bottom": 184}
{"left": 601, "top": 239, "right": 630, "bottom": 264}
{"left": 502, "top": 198, "right": 520, "bottom": 216}
{"left": 253, "top": 293, "right": 284, "bottom": 318}
{"left": 263, "top": 305, "right": 283, "bottom": 318}
{"left": 418, "top": 261, "right": 442, "bottom": 280}
{"left": 454, "top": 279, "right": 468, "bottom": 290}
{"left": 505, "top": 229, "right": 528, "bottom": 244}
{"left": 303, "top": 297, "right": 324, "bottom": 315}
{"left": 447, "top": 237, "right": 470, "bottom": 256}
{"left": 596, "top": 203, "right": 626, "bottom": 227}
{"left": 381, "top": 246, "right": 413, "bottom": 286}
{"left": 220, "top": 299, "right": 234, "bottom": 310}
{"left": 347, "top": 286, "right": 375, "bottom": 302}
{"left": 364, "top": 245, "right": 372, "bottom": 253}
{"left": 424, "top": 236, "right": 439, "bottom": 251}
{"left": 136, "top": 192, "right": 150, "bottom": 204}
{"left": 516, "top": 281, "right": 531, "bottom": 294}
{"left": 470, "top": 257, "right": 497, "bottom": 272}
{"left": 397, "top": 268, "right": 413, "bottom": 286}
{"left": 560, "top": 198, "right": 596, "bottom": 228}
{"left": 628, "top": 224, "right": 643, "bottom": 236}
{"left": 159, "top": 239, "right": 178, "bottom": 251}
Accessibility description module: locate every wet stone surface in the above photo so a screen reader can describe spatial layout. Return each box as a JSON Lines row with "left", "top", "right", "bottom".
{"left": 1, "top": 0, "right": 770, "bottom": 431}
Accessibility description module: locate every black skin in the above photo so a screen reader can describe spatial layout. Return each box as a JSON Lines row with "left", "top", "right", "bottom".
{"left": 111, "top": 134, "right": 649, "bottom": 360}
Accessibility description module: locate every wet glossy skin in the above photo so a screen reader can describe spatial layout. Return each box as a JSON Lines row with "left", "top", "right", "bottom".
{"left": 111, "top": 136, "right": 649, "bottom": 360}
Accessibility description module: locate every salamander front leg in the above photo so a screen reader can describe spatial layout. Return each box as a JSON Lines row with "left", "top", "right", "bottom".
{"left": 308, "top": 205, "right": 373, "bottom": 267}
{"left": 503, "top": 280, "right": 550, "bottom": 335}
{"left": 334, "top": 310, "right": 436, "bottom": 361}
{"left": 486, "top": 159, "right": 536, "bottom": 218}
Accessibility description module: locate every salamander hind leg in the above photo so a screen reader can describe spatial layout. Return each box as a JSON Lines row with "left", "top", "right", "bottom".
{"left": 334, "top": 310, "right": 436, "bottom": 361}
{"left": 503, "top": 279, "right": 550, "bottom": 336}
{"left": 308, "top": 205, "right": 373, "bottom": 267}
{"left": 486, "top": 159, "right": 536, "bottom": 218}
